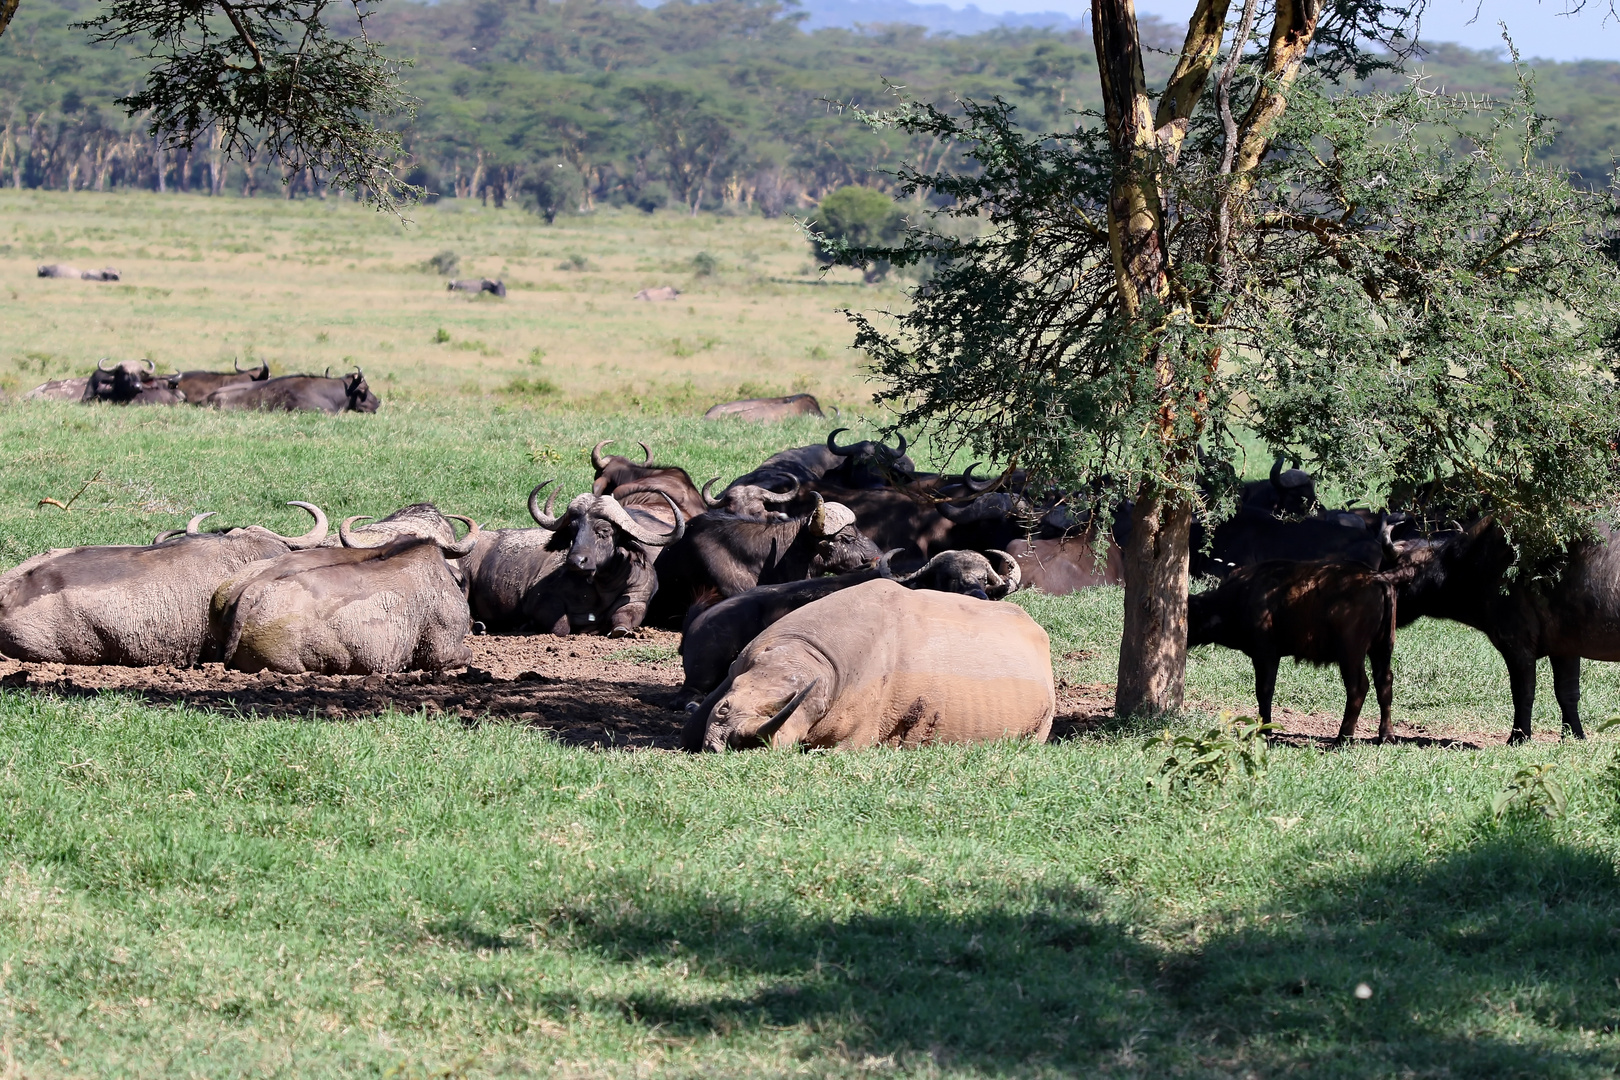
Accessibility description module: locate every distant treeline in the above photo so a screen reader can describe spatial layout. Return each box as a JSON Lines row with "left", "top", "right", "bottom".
{"left": 0, "top": 0, "right": 1615, "bottom": 208}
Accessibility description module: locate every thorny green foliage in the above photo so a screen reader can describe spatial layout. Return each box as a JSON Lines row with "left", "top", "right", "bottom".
{"left": 77, "top": 0, "right": 415, "bottom": 210}
{"left": 1143, "top": 713, "right": 1278, "bottom": 796}
{"left": 1491, "top": 762, "right": 1569, "bottom": 821}
{"left": 839, "top": 62, "right": 1620, "bottom": 559}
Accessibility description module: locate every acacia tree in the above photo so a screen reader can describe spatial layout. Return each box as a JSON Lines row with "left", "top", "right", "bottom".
{"left": 836, "top": 2, "right": 1620, "bottom": 717}
{"left": 0, "top": 0, "right": 411, "bottom": 206}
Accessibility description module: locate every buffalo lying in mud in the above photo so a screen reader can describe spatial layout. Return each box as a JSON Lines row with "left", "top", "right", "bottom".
{"left": 703, "top": 394, "right": 825, "bottom": 422}
{"left": 649, "top": 494, "right": 881, "bottom": 624}
{"left": 683, "top": 579, "right": 1055, "bottom": 751}
{"left": 210, "top": 537, "right": 473, "bottom": 675}
{"left": 319, "top": 504, "right": 480, "bottom": 556}
{"left": 0, "top": 503, "right": 329, "bottom": 666}
{"left": 461, "top": 483, "right": 684, "bottom": 636}
{"left": 206, "top": 370, "right": 381, "bottom": 413}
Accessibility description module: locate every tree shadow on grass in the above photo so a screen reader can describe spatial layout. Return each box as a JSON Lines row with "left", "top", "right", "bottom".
{"left": 440, "top": 831, "right": 1620, "bottom": 1076}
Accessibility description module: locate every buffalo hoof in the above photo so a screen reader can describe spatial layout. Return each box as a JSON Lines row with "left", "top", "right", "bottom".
{"left": 470, "top": 620, "right": 487, "bottom": 636}
{"left": 608, "top": 626, "right": 633, "bottom": 639}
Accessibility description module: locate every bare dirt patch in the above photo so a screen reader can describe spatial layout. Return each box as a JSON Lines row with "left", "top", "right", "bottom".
{"left": 0, "top": 637, "right": 1524, "bottom": 750}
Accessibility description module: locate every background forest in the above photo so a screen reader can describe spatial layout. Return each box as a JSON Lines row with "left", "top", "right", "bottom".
{"left": 0, "top": 0, "right": 1616, "bottom": 209}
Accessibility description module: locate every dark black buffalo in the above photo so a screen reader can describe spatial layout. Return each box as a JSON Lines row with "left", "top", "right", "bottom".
{"left": 205, "top": 369, "right": 381, "bottom": 414}
{"left": 807, "top": 485, "right": 1024, "bottom": 563}
{"left": 725, "top": 443, "right": 846, "bottom": 493}
{"left": 678, "top": 554, "right": 897, "bottom": 698}
{"left": 823, "top": 428, "right": 915, "bottom": 488}
{"left": 1189, "top": 545, "right": 1399, "bottom": 742}
{"left": 1391, "top": 519, "right": 1620, "bottom": 742}
{"left": 84, "top": 358, "right": 155, "bottom": 402}
{"left": 650, "top": 494, "right": 882, "bottom": 625}
{"left": 1192, "top": 507, "right": 1386, "bottom": 578}
{"left": 590, "top": 440, "right": 708, "bottom": 521}
{"left": 175, "top": 361, "right": 270, "bottom": 403}
{"left": 1241, "top": 456, "right": 1319, "bottom": 516}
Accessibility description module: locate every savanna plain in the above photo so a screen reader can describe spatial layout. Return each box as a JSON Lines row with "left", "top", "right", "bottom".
{"left": 3, "top": 191, "right": 1620, "bottom": 1078}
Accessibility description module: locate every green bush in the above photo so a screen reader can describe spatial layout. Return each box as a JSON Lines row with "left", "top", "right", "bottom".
{"left": 807, "top": 185, "right": 904, "bottom": 283}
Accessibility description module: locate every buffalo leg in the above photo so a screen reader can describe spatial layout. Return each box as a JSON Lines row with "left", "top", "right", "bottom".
{"left": 1500, "top": 647, "right": 1538, "bottom": 744}
{"left": 1369, "top": 634, "right": 1395, "bottom": 743}
{"left": 1253, "top": 655, "right": 1280, "bottom": 725}
{"left": 1336, "top": 657, "right": 1370, "bottom": 743}
{"left": 1551, "top": 655, "right": 1585, "bottom": 740}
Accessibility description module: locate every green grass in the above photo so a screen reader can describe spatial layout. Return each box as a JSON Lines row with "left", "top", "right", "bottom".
{"left": 7, "top": 191, "right": 1620, "bottom": 1076}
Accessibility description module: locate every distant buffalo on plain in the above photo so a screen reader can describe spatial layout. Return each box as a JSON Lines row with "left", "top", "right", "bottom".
{"left": 38, "top": 264, "right": 119, "bottom": 281}
{"left": 703, "top": 394, "right": 825, "bottom": 422}
{"left": 448, "top": 278, "right": 505, "bottom": 297}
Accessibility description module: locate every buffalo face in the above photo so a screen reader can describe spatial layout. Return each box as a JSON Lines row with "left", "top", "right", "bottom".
{"left": 345, "top": 370, "right": 382, "bottom": 413}
{"left": 568, "top": 514, "right": 619, "bottom": 578}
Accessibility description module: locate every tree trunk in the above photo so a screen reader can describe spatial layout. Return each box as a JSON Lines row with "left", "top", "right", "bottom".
{"left": 1116, "top": 485, "right": 1193, "bottom": 716}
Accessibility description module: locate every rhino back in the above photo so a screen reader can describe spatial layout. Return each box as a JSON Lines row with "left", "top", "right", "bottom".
{"left": 747, "top": 579, "right": 1054, "bottom": 748}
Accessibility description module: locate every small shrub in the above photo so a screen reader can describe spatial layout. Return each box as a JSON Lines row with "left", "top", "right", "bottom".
{"left": 1144, "top": 714, "right": 1278, "bottom": 796}
{"left": 557, "top": 253, "right": 592, "bottom": 271}
{"left": 425, "top": 250, "right": 459, "bottom": 276}
{"left": 1491, "top": 763, "right": 1567, "bottom": 821}
{"left": 527, "top": 347, "right": 546, "bottom": 366}
{"left": 692, "top": 251, "right": 718, "bottom": 276}
{"left": 806, "top": 185, "right": 905, "bottom": 283}
{"left": 501, "top": 376, "right": 560, "bottom": 399}
{"left": 668, "top": 337, "right": 717, "bottom": 358}
{"left": 433, "top": 328, "right": 451, "bottom": 344}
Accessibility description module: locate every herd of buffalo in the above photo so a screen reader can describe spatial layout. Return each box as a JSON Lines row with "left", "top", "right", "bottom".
{"left": 2, "top": 423, "right": 1617, "bottom": 748}
{"left": 21, "top": 358, "right": 381, "bottom": 413}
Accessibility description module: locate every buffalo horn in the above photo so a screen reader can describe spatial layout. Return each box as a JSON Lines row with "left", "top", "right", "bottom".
{"left": 987, "top": 549, "right": 1021, "bottom": 592}
{"left": 151, "top": 528, "right": 184, "bottom": 544}
{"left": 339, "top": 515, "right": 386, "bottom": 548}
{"left": 887, "top": 431, "right": 907, "bottom": 458}
{"left": 701, "top": 476, "right": 724, "bottom": 507}
{"left": 753, "top": 679, "right": 820, "bottom": 746}
{"left": 1270, "top": 454, "right": 1284, "bottom": 488}
{"left": 591, "top": 440, "right": 613, "bottom": 471}
{"left": 184, "top": 511, "right": 217, "bottom": 535}
{"left": 895, "top": 551, "right": 950, "bottom": 586}
{"left": 639, "top": 441, "right": 652, "bottom": 465}
{"left": 826, "top": 428, "right": 857, "bottom": 456}
{"left": 528, "top": 480, "right": 562, "bottom": 528}
{"left": 440, "top": 514, "right": 482, "bottom": 557}
{"left": 875, "top": 548, "right": 904, "bottom": 579}
{"left": 264, "top": 501, "right": 329, "bottom": 548}
{"left": 97, "top": 357, "right": 115, "bottom": 372}
{"left": 594, "top": 492, "right": 685, "bottom": 547}
{"left": 140, "top": 358, "right": 155, "bottom": 373}
{"left": 962, "top": 462, "right": 995, "bottom": 493}
{"left": 235, "top": 358, "right": 252, "bottom": 373}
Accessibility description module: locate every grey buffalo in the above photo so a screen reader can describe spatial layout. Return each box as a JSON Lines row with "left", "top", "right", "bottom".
{"left": 448, "top": 278, "right": 506, "bottom": 297}
{"left": 210, "top": 538, "right": 473, "bottom": 675}
{"left": 206, "top": 370, "right": 381, "bottom": 413}
{"left": 38, "top": 264, "right": 119, "bottom": 281}
{"left": 0, "top": 503, "right": 330, "bottom": 666}
{"left": 703, "top": 394, "right": 825, "bottom": 422}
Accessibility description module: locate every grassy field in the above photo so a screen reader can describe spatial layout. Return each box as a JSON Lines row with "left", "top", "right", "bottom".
{"left": 5, "top": 192, "right": 1620, "bottom": 1077}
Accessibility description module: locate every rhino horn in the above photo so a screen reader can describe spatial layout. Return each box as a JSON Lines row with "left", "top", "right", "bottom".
{"left": 753, "top": 679, "right": 820, "bottom": 746}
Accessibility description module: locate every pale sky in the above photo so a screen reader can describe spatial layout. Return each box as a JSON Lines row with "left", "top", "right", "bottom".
{"left": 941, "top": 0, "right": 1620, "bottom": 61}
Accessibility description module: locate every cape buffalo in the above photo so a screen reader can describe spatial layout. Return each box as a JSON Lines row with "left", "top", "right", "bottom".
{"left": 449, "top": 278, "right": 506, "bottom": 297}
{"left": 22, "top": 377, "right": 91, "bottom": 401}
{"left": 684, "top": 579, "right": 1055, "bottom": 751}
{"left": 678, "top": 554, "right": 900, "bottom": 698}
{"left": 894, "top": 549, "right": 1020, "bottom": 600}
{"left": 649, "top": 494, "right": 882, "bottom": 624}
{"left": 38, "top": 264, "right": 118, "bottom": 281}
{"left": 205, "top": 370, "right": 381, "bottom": 413}
{"left": 725, "top": 443, "right": 846, "bottom": 493}
{"left": 1191, "top": 507, "right": 1386, "bottom": 578}
{"left": 703, "top": 394, "right": 825, "bottom": 422}
{"left": 318, "top": 504, "right": 480, "bottom": 555}
{"left": 476, "top": 484, "right": 685, "bottom": 636}
{"left": 210, "top": 538, "right": 472, "bottom": 675}
{"left": 823, "top": 428, "right": 915, "bottom": 488}
{"left": 590, "top": 440, "right": 708, "bottom": 520}
{"left": 1391, "top": 518, "right": 1620, "bottom": 742}
{"left": 85, "top": 358, "right": 155, "bottom": 403}
{"left": 634, "top": 286, "right": 679, "bottom": 301}
{"left": 1189, "top": 541, "right": 1399, "bottom": 742}
{"left": 174, "top": 360, "right": 270, "bottom": 403}
{"left": 699, "top": 479, "right": 796, "bottom": 521}
{"left": 0, "top": 503, "right": 329, "bottom": 666}
{"left": 1005, "top": 534, "right": 1125, "bottom": 593}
